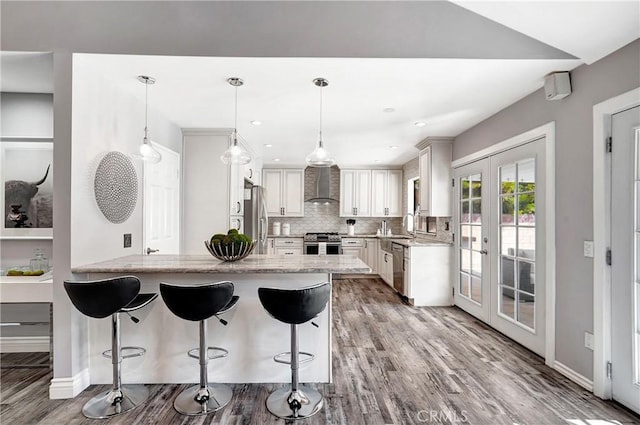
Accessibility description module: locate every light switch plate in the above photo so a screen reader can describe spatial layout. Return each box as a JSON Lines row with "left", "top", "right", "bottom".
{"left": 583, "top": 240, "right": 594, "bottom": 258}
{"left": 584, "top": 331, "right": 594, "bottom": 350}
{"left": 124, "top": 233, "right": 132, "bottom": 248}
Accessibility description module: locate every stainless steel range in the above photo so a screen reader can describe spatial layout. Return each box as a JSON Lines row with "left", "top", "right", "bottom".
{"left": 303, "top": 232, "right": 342, "bottom": 255}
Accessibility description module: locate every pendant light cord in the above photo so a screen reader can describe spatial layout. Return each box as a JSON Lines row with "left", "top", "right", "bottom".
{"left": 234, "top": 83, "right": 239, "bottom": 143}
{"left": 318, "top": 83, "right": 323, "bottom": 147}
{"left": 144, "top": 79, "right": 149, "bottom": 140}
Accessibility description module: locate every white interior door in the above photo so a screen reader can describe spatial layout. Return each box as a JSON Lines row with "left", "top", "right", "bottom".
{"left": 454, "top": 137, "right": 547, "bottom": 357}
{"left": 611, "top": 105, "right": 640, "bottom": 414}
{"left": 454, "top": 159, "right": 490, "bottom": 321}
{"left": 143, "top": 144, "right": 180, "bottom": 255}
{"left": 490, "top": 138, "right": 546, "bottom": 357}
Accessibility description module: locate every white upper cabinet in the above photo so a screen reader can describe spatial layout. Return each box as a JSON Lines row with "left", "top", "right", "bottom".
{"left": 340, "top": 169, "right": 371, "bottom": 217}
{"left": 418, "top": 139, "right": 452, "bottom": 217}
{"left": 371, "top": 169, "right": 403, "bottom": 217}
{"left": 262, "top": 168, "right": 305, "bottom": 217}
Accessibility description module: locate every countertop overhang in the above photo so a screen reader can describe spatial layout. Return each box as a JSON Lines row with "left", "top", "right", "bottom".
{"left": 72, "top": 254, "right": 372, "bottom": 274}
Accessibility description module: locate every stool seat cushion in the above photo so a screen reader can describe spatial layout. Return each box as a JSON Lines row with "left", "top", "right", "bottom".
{"left": 220, "top": 295, "right": 240, "bottom": 314}
{"left": 258, "top": 282, "right": 330, "bottom": 325}
{"left": 160, "top": 281, "right": 234, "bottom": 322}
{"left": 64, "top": 276, "right": 140, "bottom": 319}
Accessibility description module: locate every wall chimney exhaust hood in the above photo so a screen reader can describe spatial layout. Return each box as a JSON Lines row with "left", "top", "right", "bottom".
{"left": 305, "top": 166, "right": 339, "bottom": 204}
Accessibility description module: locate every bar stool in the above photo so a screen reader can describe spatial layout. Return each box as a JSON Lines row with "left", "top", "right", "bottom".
{"left": 159, "top": 280, "right": 237, "bottom": 416}
{"left": 63, "top": 276, "right": 158, "bottom": 419}
{"left": 258, "top": 282, "right": 331, "bottom": 420}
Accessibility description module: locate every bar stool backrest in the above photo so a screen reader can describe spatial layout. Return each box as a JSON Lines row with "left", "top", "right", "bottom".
{"left": 64, "top": 276, "right": 141, "bottom": 319}
{"left": 258, "top": 282, "right": 330, "bottom": 325}
{"left": 160, "top": 281, "right": 234, "bottom": 322}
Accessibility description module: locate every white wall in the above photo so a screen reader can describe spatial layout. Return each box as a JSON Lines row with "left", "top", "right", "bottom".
{"left": 70, "top": 56, "right": 182, "bottom": 268}
{"left": 1, "top": 92, "right": 53, "bottom": 138}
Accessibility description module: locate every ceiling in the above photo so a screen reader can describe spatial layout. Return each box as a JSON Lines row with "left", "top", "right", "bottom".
{"left": 1, "top": 1, "right": 638, "bottom": 168}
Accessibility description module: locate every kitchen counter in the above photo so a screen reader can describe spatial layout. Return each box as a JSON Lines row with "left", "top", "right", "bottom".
{"left": 71, "top": 254, "right": 370, "bottom": 387}
{"left": 267, "top": 234, "right": 304, "bottom": 238}
{"left": 72, "top": 254, "right": 371, "bottom": 274}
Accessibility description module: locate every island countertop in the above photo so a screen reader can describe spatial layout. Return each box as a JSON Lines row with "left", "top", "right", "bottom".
{"left": 71, "top": 254, "right": 372, "bottom": 274}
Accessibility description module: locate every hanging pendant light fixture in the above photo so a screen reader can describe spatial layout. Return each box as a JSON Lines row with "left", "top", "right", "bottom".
{"left": 220, "top": 77, "right": 251, "bottom": 165}
{"left": 135, "top": 75, "right": 161, "bottom": 164}
{"left": 306, "top": 77, "right": 336, "bottom": 167}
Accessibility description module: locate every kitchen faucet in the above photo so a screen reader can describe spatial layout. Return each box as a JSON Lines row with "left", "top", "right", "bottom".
{"left": 403, "top": 213, "right": 416, "bottom": 238}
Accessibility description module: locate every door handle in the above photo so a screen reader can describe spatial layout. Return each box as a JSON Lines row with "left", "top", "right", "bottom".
{"left": 146, "top": 248, "right": 159, "bottom": 255}
{"left": 480, "top": 249, "right": 488, "bottom": 255}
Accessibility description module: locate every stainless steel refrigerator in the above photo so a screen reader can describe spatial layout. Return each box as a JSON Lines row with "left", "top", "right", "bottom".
{"left": 244, "top": 185, "right": 269, "bottom": 254}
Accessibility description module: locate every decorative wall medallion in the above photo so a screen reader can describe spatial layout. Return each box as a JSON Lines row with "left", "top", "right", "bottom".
{"left": 94, "top": 151, "right": 138, "bottom": 224}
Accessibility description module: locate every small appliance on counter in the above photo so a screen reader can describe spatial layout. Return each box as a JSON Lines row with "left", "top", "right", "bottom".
{"left": 282, "top": 223, "right": 290, "bottom": 235}
{"left": 346, "top": 219, "right": 355, "bottom": 236}
{"left": 272, "top": 221, "right": 281, "bottom": 236}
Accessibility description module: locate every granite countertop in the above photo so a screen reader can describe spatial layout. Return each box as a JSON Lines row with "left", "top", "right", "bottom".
{"left": 72, "top": 254, "right": 372, "bottom": 274}
{"left": 390, "top": 239, "right": 452, "bottom": 247}
{"left": 268, "top": 234, "right": 304, "bottom": 238}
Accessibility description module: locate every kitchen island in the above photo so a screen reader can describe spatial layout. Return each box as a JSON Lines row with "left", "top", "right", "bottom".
{"left": 71, "top": 254, "right": 370, "bottom": 386}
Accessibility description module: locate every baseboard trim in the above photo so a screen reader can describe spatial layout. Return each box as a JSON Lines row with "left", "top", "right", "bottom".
{"left": 0, "top": 336, "right": 50, "bottom": 353}
{"left": 49, "top": 368, "right": 90, "bottom": 399}
{"left": 553, "top": 360, "right": 594, "bottom": 392}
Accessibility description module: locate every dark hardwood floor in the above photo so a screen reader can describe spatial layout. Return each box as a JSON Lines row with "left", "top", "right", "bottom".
{"left": 1, "top": 277, "right": 638, "bottom": 424}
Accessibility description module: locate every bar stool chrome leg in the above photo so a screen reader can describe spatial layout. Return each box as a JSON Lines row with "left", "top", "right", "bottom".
{"left": 82, "top": 312, "right": 149, "bottom": 419}
{"left": 173, "top": 319, "right": 232, "bottom": 415}
{"left": 265, "top": 323, "right": 323, "bottom": 420}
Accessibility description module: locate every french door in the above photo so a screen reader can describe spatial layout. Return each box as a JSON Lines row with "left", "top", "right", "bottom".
{"left": 611, "top": 105, "right": 640, "bottom": 414}
{"left": 454, "top": 137, "right": 547, "bottom": 357}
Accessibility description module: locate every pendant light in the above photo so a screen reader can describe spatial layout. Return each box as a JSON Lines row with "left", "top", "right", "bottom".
{"left": 135, "top": 75, "right": 161, "bottom": 164}
{"left": 306, "top": 77, "right": 336, "bottom": 167}
{"left": 220, "top": 77, "right": 251, "bottom": 165}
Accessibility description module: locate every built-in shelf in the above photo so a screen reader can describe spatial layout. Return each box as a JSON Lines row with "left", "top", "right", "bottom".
{"left": 0, "top": 276, "right": 53, "bottom": 303}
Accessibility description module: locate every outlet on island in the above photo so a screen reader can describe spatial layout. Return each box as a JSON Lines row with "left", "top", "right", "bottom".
{"left": 124, "top": 233, "right": 132, "bottom": 248}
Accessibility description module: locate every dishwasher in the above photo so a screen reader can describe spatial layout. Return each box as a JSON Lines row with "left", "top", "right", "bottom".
{"left": 392, "top": 242, "right": 406, "bottom": 296}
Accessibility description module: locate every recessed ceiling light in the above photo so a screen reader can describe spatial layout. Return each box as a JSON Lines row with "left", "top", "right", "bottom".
{"left": 273, "top": 158, "right": 280, "bottom": 162}
{"left": 264, "top": 144, "right": 273, "bottom": 148}
{"left": 414, "top": 122, "right": 426, "bottom": 127}
{"left": 383, "top": 107, "right": 395, "bottom": 113}
{"left": 389, "top": 146, "right": 398, "bottom": 150}
{"left": 374, "top": 160, "right": 381, "bottom": 163}
{"left": 251, "top": 120, "right": 262, "bottom": 126}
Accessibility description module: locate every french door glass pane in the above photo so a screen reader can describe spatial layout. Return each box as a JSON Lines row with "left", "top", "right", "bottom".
{"left": 501, "top": 227, "right": 516, "bottom": 256}
{"left": 471, "top": 225, "right": 482, "bottom": 251}
{"left": 501, "top": 195, "right": 515, "bottom": 223}
{"left": 470, "top": 174, "right": 482, "bottom": 197}
{"left": 518, "top": 261, "right": 535, "bottom": 295}
{"left": 471, "top": 250, "right": 482, "bottom": 276}
{"left": 461, "top": 200, "right": 470, "bottom": 223}
{"left": 460, "top": 273, "right": 470, "bottom": 297}
{"left": 498, "top": 159, "right": 536, "bottom": 329}
{"left": 460, "top": 249, "right": 471, "bottom": 273}
{"left": 518, "top": 193, "right": 536, "bottom": 225}
{"left": 461, "top": 178, "right": 470, "bottom": 199}
{"left": 461, "top": 225, "right": 471, "bottom": 249}
{"left": 471, "top": 276, "right": 482, "bottom": 303}
{"left": 500, "top": 286, "right": 515, "bottom": 318}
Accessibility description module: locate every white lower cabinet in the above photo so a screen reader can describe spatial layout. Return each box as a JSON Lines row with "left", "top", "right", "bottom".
{"left": 405, "top": 244, "right": 452, "bottom": 306}
{"left": 271, "top": 237, "right": 303, "bottom": 256}
{"left": 378, "top": 248, "right": 393, "bottom": 286}
{"left": 364, "top": 238, "right": 378, "bottom": 273}
{"left": 341, "top": 238, "right": 364, "bottom": 261}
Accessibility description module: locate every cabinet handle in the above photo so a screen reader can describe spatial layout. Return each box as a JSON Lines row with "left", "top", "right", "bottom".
{"left": 384, "top": 253, "right": 388, "bottom": 263}
{"left": 352, "top": 207, "right": 355, "bottom": 215}
{"left": 236, "top": 201, "right": 241, "bottom": 214}
{"left": 285, "top": 241, "right": 293, "bottom": 244}
{"left": 249, "top": 168, "right": 253, "bottom": 179}
{"left": 364, "top": 240, "right": 367, "bottom": 248}
{"left": 355, "top": 207, "right": 358, "bottom": 215}
{"left": 271, "top": 240, "right": 274, "bottom": 248}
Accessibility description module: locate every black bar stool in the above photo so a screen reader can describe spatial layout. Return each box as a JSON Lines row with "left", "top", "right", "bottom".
{"left": 159, "top": 280, "right": 237, "bottom": 416}
{"left": 258, "top": 282, "right": 331, "bottom": 420}
{"left": 63, "top": 276, "right": 158, "bottom": 419}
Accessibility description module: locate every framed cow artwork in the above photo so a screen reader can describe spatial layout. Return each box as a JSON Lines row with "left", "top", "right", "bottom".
{"left": 1, "top": 141, "right": 53, "bottom": 239}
